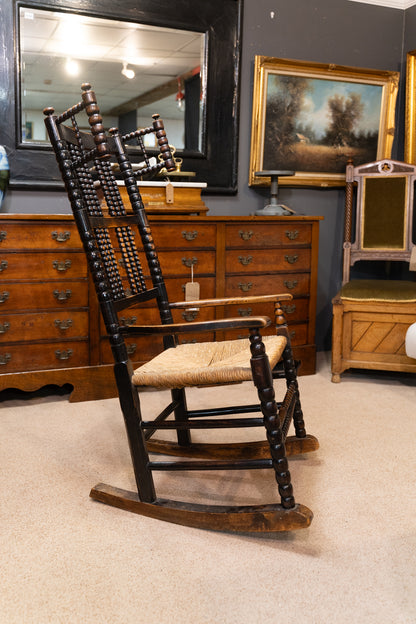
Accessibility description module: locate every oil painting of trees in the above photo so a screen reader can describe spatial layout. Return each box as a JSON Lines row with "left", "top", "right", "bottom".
{"left": 263, "top": 74, "right": 383, "bottom": 174}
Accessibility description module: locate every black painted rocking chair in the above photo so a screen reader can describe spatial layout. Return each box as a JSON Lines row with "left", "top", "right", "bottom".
{"left": 44, "top": 83, "right": 318, "bottom": 532}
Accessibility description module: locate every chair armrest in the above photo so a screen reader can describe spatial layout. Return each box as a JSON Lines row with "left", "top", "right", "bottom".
{"left": 169, "top": 293, "right": 293, "bottom": 309}
{"left": 121, "top": 316, "right": 271, "bottom": 336}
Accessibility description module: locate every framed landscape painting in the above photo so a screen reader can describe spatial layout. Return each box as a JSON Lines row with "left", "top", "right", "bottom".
{"left": 249, "top": 57, "right": 399, "bottom": 187}
{"left": 405, "top": 49, "right": 416, "bottom": 164}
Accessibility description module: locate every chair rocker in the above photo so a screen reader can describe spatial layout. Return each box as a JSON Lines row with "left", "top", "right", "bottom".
{"left": 44, "top": 83, "right": 318, "bottom": 533}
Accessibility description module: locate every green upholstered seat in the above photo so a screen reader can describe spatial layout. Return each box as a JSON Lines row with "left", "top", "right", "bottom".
{"left": 340, "top": 279, "right": 416, "bottom": 301}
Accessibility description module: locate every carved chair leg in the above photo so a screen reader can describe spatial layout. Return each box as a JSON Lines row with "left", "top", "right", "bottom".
{"left": 249, "top": 328, "right": 295, "bottom": 509}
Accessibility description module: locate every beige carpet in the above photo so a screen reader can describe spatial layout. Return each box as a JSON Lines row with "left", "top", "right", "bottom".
{"left": 1, "top": 353, "right": 415, "bottom": 624}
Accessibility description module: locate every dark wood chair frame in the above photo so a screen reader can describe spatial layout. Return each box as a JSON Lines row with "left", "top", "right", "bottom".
{"left": 44, "top": 83, "right": 318, "bottom": 532}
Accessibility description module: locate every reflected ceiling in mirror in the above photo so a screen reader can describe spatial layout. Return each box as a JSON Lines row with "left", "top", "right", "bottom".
{"left": 19, "top": 7, "right": 206, "bottom": 151}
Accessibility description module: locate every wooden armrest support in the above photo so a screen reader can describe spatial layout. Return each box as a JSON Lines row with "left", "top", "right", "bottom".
{"left": 121, "top": 316, "right": 271, "bottom": 336}
{"left": 169, "top": 293, "right": 293, "bottom": 309}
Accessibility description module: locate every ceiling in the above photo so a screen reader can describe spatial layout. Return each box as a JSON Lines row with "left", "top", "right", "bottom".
{"left": 19, "top": 7, "right": 204, "bottom": 122}
{"left": 348, "top": 0, "right": 416, "bottom": 8}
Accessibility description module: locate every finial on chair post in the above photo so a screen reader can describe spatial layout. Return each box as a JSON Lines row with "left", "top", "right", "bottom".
{"left": 81, "top": 83, "right": 110, "bottom": 160}
{"left": 152, "top": 114, "right": 175, "bottom": 172}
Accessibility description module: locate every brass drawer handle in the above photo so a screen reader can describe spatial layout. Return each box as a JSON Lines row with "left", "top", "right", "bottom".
{"left": 282, "top": 304, "right": 296, "bottom": 314}
{"left": 0, "top": 321, "right": 10, "bottom": 334}
{"left": 284, "top": 280, "right": 298, "bottom": 290}
{"left": 52, "top": 231, "right": 71, "bottom": 243}
{"left": 285, "top": 230, "right": 299, "bottom": 240}
{"left": 0, "top": 260, "right": 8, "bottom": 272}
{"left": 0, "top": 231, "right": 7, "bottom": 242}
{"left": 182, "top": 310, "right": 199, "bottom": 322}
{"left": 53, "top": 289, "right": 72, "bottom": 301}
{"left": 120, "top": 316, "right": 137, "bottom": 327}
{"left": 238, "top": 282, "right": 253, "bottom": 292}
{"left": 55, "top": 349, "right": 73, "bottom": 361}
{"left": 127, "top": 343, "right": 137, "bottom": 356}
{"left": 239, "top": 230, "right": 253, "bottom": 241}
{"left": 0, "top": 291, "right": 10, "bottom": 304}
{"left": 238, "top": 255, "right": 253, "bottom": 266}
{"left": 52, "top": 259, "right": 72, "bottom": 272}
{"left": 182, "top": 230, "right": 198, "bottom": 241}
{"left": 285, "top": 254, "right": 299, "bottom": 264}
{"left": 181, "top": 339, "right": 197, "bottom": 344}
{"left": 182, "top": 257, "right": 197, "bottom": 268}
{"left": 0, "top": 353, "right": 11, "bottom": 365}
{"left": 54, "top": 319, "right": 73, "bottom": 331}
{"left": 290, "top": 330, "right": 296, "bottom": 339}
{"left": 238, "top": 307, "right": 252, "bottom": 317}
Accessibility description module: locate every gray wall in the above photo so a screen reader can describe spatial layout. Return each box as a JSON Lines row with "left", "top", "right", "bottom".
{"left": 2, "top": 0, "right": 411, "bottom": 350}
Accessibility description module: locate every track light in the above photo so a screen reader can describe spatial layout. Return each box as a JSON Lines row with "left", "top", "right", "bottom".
{"left": 65, "top": 58, "right": 79, "bottom": 77}
{"left": 121, "top": 62, "right": 135, "bottom": 80}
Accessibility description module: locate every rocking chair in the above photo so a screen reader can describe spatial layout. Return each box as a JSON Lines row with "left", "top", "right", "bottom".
{"left": 44, "top": 83, "right": 318, "bottom": 533}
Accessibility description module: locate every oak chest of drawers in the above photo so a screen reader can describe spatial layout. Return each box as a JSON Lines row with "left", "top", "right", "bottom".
{"left": 0, "top": 214, "right": 321, "bottom": 401}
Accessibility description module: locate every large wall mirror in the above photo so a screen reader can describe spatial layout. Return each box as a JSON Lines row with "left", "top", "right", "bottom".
{"left": 0, "top": 0, "right": 242, "bottom": 193}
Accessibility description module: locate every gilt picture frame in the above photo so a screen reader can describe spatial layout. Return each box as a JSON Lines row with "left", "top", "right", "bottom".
{"left": 249, "top": 56, "right": 399, "bottom": 188}
{"left": 405, "top": 49, "right": 416, "bottom": 165}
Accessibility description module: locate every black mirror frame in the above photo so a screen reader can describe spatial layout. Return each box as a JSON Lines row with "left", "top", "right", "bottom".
{"left": 0, "top": 0, "right": 242, "bottom": 194}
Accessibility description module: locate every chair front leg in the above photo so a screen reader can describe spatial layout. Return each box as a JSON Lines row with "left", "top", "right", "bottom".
{"left": 249, "top": 328, "right": 295, "bottom": 510}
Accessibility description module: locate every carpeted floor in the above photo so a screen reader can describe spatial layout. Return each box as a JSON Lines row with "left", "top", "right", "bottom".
{"left": 1, "top": 352, "right": 415, "bottom": 624}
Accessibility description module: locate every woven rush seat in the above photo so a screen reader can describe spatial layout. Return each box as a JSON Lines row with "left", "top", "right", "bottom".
{"left": 132, "top": 335, "right": 287, "bottom": 388}
{"left": 340, "top": 279, "right": 416, "bottom": 302}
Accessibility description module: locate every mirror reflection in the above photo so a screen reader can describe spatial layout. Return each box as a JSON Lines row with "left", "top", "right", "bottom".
{"left": 19, "top": 7, "right": 206, "bottom": 151}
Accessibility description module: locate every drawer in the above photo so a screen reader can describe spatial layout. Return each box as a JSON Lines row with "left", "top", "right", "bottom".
{"left": 0, "top": 311, "right": 89, "bottom": 343}
{"left": 115, "top": 277, "right": 216, "bottom": 309}
{"left": 226, "top": 223, "right": 312, "bottom": 248}
{"left": 225, "top": 298, "right": 309, "bottom": 323}
{"left": 166, "top": 277, "right": 216, "bottom": 302}
{"left": 0, "top": 252, "right": 87, "bottom": 280}
{"left": 152, "top": 224, "right": 216, "bottom": 248}
{"left": 100, "top": 335, "right": 162, "bottom": 364}
{"left": 116, "top": 250, "right": 216, "bottom": 278}
{"left": 222, "top": 322, "right": 308, "bottom": 346}
{"left": 0, "top": 280, "right": 88, "bottom": 312}
{"left": 226, "top": 248, "right": 311, "bottom": 273}
{"left": 158, "top": 250, "right": 216, "bottom": 276}
{"left": 0, "top": 340, "right": 89, "bottom": 373}
{"left": 225, "top": 273, "right": 311, "bottom": 297}
{"left": 100, "top": 305, "right": 215, "bottom": 334}
{"left": 0, "top": 222, "right": 80, "bottom": 250}
{"left": 100, "top": 332, "right": 215, "bottom": 364}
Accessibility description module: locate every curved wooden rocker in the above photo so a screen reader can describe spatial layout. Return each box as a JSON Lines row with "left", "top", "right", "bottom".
{"left": 90, "top": 484, "right": 313, "bottom": 532}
